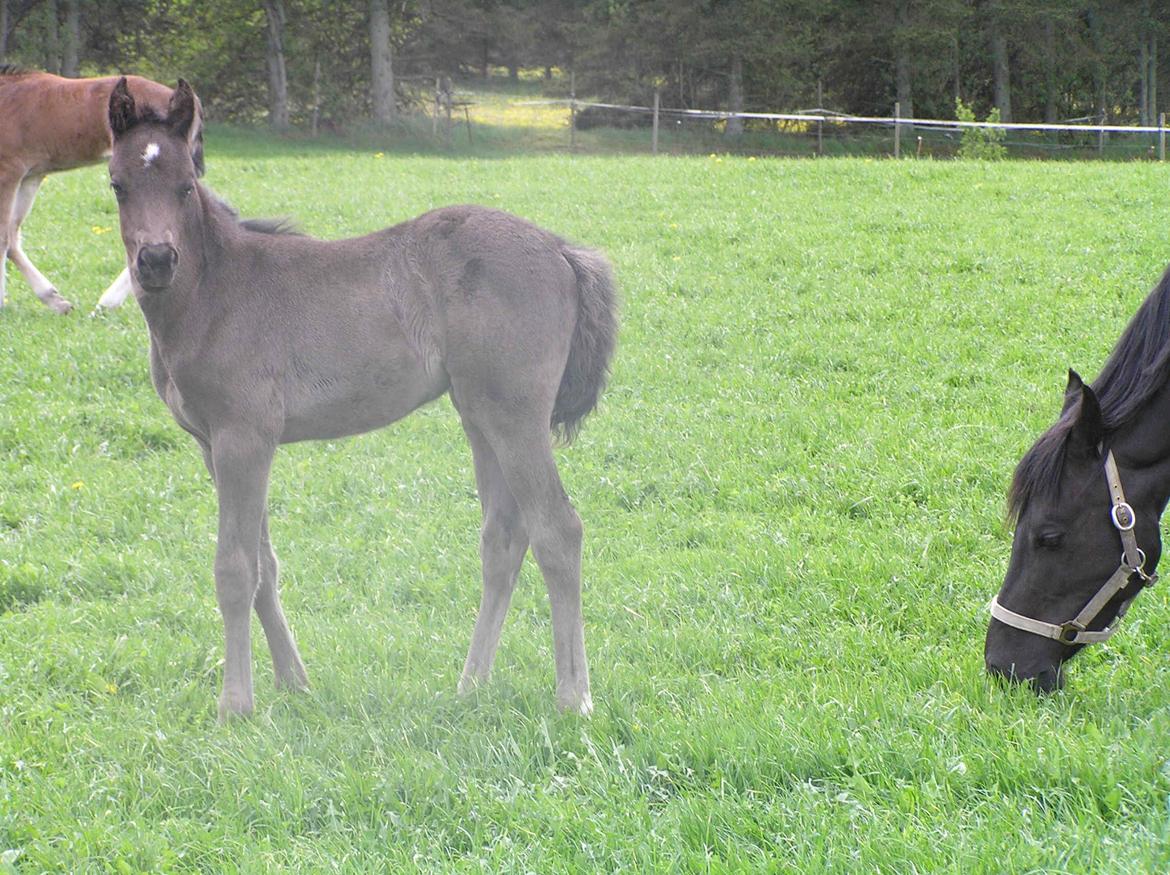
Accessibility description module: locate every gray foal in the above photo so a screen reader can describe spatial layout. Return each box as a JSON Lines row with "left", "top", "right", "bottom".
{"left": 106, "top": 79, "right": 616, "bottom": 719}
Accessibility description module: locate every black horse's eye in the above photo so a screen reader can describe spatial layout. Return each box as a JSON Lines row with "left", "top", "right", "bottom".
{"left": 110, "top": 181, "right": 126, "bottom": 201}
{"left": 1035, "top": 530, "right": 1065, "bottom": 550}
{"left": 179, "top": 183, "right": 194, "bottom": 200}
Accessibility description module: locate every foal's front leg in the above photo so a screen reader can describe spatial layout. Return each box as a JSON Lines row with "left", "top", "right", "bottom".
{"left": 210, "top": 431, "right": 276, "bottom": 719}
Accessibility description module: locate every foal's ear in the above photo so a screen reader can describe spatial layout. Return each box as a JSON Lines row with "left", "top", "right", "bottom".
{"left": 108, "top": 77, "right": 137, "bottom": 138}
{"left": 1067, "top": 382, "right": 1105, "bottom": 457}
{"left": 167, "top": 78, "right": 198, "bottom": 140}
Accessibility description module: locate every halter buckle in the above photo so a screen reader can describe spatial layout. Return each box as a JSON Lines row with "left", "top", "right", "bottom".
{"left": 1058, "top": 620, "right": 1085, "bottom": 644}
{"left": 1110, "top": 501, "right": 1136, "bottom": 531}
{"left": 1123, "top": 547, "right": 1149, "bottom": 576}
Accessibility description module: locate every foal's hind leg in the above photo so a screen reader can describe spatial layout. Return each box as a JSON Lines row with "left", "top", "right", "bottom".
{"left": 457, "top": 420, "right": 529, "bottom": 694}
{"left": 473, "top": 414, "right": 592, "bottom": 715}
{"left": 255, "top": 510, "right": 309, "bottom": 692}
{"left": 8, "top": 176, "right": 72, "bottom": 314}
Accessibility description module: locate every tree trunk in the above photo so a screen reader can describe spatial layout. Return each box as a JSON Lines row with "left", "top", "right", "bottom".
{"left": 262, "top": 0, "right": 289, "bottom": 130}
{"left": 369, "top": 0, "right": 397, "bottom": 126}
{"left": 952, "top": 32, "right": 961, "bottom": 104}
{"left": 62, "top": 0, "right": 80, "bottom": 77}
{"left": 894, "top": 0, "right": 913, "bottom": 123}
{"left": 989, "top": 3, "right": 1011, "bottom": 122}
{"left": 1142, "top": 36, "right": 1150, "bottom": 127}
{"left": 44, "top": 0, "right": 60, "bottom": 74}
{"left": 1149, "top": 31, "right": 1158, "bottom": 123}
{"left": 0, "top": 0, "right": 9, "bottom": 62}
{"left": 1087, "top": 6, "right": 1106, "bottom": 126}
{"left": 725, "top": 54, "right": 744, "bottom": 138}
{"left": 1043, "top": 14, "right": 1057, "bottom": 124}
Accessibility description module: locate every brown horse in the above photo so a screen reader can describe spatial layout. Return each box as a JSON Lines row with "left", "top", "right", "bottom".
{"left": 106, "top": 78, "right": 617, "bottom": 719}
{"left": 0, "top": 66, "right": 203, "bottom": 313}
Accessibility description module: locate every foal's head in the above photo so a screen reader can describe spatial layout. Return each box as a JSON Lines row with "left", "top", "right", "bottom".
{"left": 107, "top": 78, "right": 202, "bottom": 293}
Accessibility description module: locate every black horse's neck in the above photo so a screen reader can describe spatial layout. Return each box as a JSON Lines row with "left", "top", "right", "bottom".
{"left": 1107, "top": 377, "right": 1170, "bottom": 513}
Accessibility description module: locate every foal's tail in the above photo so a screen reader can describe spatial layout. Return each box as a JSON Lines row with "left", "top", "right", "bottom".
{"left": 552, "top": 246, "right": 618, "bottom": 444}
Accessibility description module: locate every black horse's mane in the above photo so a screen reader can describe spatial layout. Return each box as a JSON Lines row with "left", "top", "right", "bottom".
{"left": 0, "top": 64, "right": 34, "bottom": 77}
{"left": 1009, "top": 264, "right": 1170, "bottom": 520}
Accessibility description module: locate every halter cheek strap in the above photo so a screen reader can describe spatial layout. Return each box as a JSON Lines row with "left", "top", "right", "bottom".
{"left": 990, "top": 451, "right": 1157, "bottom": 646}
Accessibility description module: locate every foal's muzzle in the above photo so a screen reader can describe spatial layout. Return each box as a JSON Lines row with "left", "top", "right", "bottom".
{"left": 136, "top": 244, "right": 178, "bottom": 290}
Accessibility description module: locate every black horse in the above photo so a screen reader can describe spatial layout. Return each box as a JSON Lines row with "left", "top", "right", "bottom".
{"left": 985, "top": 268, "right": 1170, "bottom": 691}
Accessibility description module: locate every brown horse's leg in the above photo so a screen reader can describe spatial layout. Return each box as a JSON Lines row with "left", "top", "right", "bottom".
{"left": 475, "top": 414, "right": 592, "bottom": 715}
{"left": 457, "top": 419, "right": 529, "bottom": 694}
{"left": 254, "top": 510, "right": 309, "bottom": 692}
{"left": 0, "top": 173, "right": 16, "bottom": 308}
{"left": 208, "top": 430, "right": 275, "bottom": 720}
{"left": 9, "top": 176, "right": 72, "bottom": 314}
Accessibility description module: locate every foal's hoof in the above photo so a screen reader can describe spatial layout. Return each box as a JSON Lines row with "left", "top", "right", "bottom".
{"left": 558, "top": 689, "right": 594, "bottom": 717}
{"left": 217, "top": 691, "right": 255, "bottom": 723}
{"left": 40, "top": 290, "right": 73, "bottom": 315}
{"left": 457, "top": 673, "right": 488, "bottom": 697}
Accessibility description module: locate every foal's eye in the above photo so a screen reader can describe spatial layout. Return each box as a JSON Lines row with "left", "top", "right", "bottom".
{"left": 1035, "top": 531, "right": 1065, "bottom": 550}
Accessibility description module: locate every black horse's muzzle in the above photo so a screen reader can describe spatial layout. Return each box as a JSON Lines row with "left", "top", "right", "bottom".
{"left": 136, "top": 244, "right": 178, "bottom": 290}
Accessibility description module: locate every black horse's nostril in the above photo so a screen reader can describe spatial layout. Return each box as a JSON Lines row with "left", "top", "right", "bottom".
{"left": 986, "top": 659, "right": 1064, "bottom": 695}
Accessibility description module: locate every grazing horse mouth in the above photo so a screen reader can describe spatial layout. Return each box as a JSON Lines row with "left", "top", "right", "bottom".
{"left": 985, "top": 658, "right": 1065, "bottom": 694}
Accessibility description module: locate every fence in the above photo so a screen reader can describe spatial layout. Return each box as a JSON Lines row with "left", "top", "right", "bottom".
{"left": 514, "top": 95, "right": 1170, "bottom": 161}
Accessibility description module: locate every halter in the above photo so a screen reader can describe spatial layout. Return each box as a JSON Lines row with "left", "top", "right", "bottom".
{"left": 990, "top": 450, "right": 1158, "bottom": 645}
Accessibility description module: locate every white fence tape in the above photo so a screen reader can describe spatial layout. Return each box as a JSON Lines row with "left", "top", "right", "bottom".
{"left": 519, "top": 99, "right": 1167, "bottom": 136}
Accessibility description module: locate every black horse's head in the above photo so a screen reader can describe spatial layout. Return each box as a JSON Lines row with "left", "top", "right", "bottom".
{"left": 985, "top": 370, "right": 1162, "bottom": 692}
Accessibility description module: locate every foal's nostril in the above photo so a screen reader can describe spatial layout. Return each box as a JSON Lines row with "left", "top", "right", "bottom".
{"left": 136, "top": 244, "right": 178, "bottom": 288}
{"left": 137, "top": 244, "right": 177, "bottom": 273}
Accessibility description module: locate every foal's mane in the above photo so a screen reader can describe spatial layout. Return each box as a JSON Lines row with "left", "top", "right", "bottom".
{"left": 203, "top": 187, "right": 301, "bottom": 237}
{"left": 1009, "top": 265, "right": 1170, "bottom": 519}
{"left": 0, "top": 64, "right": 35, "bottom": 77}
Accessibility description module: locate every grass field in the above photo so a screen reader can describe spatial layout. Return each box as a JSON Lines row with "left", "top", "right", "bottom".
{"left": 4, "top": 128, "right": 1170, "bottom": 872}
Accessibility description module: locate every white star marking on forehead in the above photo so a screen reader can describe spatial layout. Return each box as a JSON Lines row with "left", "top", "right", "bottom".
{"left": 142, "top": 142, "right": 160, "bottom": 167}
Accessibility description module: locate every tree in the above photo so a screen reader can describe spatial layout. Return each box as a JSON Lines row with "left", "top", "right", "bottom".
{"left": 988, "top": 0, "right": 1012, "bottom": 122}
{"left": 62, "top": 0, "right": 80, "bottom": 76}
{"left": 262, "top": 0, "right": 289, "bottom": 130}
{"left": 370, "top": 0, "right": 396, "bottom": 125}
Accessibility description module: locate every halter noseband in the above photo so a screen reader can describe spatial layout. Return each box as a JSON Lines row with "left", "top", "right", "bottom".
{"left": 990, "top": 450, "right": 1157, "bottom": 645}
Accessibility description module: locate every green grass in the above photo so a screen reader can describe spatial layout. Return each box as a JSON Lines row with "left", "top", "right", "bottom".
{"left": 4, "top": 131, "right": 1170, "bottom": 872}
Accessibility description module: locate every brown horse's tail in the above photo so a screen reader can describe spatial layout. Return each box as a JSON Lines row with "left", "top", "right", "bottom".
{"left": 552, "top": 245, "right": 618, "bottom": 444}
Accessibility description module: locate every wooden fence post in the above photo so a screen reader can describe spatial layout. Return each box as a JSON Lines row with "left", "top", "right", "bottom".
{"left": 569, "top": 71, "right": 577, "bottom": 151}
{"left": 894, "top": 101, "right": 901, "bottom": 158}
{"left": 652, "top": 89, "right": 660, "bottom": 155}
{"left": 816, "top": 79, "right": 823, "bottom": 157}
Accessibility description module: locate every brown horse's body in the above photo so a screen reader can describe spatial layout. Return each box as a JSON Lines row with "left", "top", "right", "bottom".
{"left": 0, "top": 67, "right": 202, "bottom": 313}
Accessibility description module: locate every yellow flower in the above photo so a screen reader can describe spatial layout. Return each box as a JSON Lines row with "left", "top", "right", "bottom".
{"left": 374, "top": 152, "right": 385, "bottom": 159}
{"left": 91, "top": 226, "right": 112, "bottom": 235}
{"left": 105, "top": 682, "right": 118, "bottom": 694}
{"left": 747, "top": 156, "right": 757, "bottom": 162}
{"left": 70, "top": 481, "right": 84, "bottom": 490}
